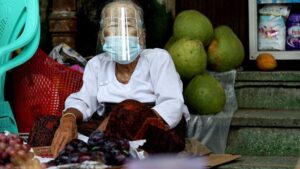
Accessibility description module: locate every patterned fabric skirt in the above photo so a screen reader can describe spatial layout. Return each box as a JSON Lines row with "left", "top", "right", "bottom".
{"left": 29, "top": 99, "right": 186, "bottom": 154}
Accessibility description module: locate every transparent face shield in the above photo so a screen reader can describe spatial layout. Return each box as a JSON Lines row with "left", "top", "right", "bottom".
{"left": 100, "top": 3, "right": 144, "bottom": 64}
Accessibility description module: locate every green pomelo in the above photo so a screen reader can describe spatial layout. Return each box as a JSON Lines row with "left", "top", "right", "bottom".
{"left": 184, "top": 73, "right": 226, "bottom": 115}
{"left": 173, "top": 10, "right": 214, "bottom": 46}
{"left": 167, "top": 38, "right": 207, "bottom": 80}
{"left": 207, "top": 25, "right": 245, "bottom": 72}
{"left": 164, "top": 36, "right": 178, "bottom": 51}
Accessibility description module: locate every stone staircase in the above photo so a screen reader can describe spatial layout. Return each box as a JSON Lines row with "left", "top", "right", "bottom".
{"left": 218, "top": 71, "right": 300, "bottom": 169}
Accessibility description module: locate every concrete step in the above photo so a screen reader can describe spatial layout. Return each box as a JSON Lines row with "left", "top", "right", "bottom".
{"left": 231, "top": 109, "right": 300, "bottom": 128}
{"left": 235, "top": 71, "right": 300, "bottom": 110}
{"left": 226, "top": 109, "right": 300, "bottom": 156}
{"left": 236, "top": 71, "right": 300, "bottom": 82}
{"left": 226, "top": 127, "right": 300, "bottom": 156}
{"left": 217, "top": 156, "right": 299, "bottom": 169}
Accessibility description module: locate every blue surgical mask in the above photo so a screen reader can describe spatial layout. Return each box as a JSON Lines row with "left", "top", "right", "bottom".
{"left": 103, "top": 36, "right": 141, "bottom": 64}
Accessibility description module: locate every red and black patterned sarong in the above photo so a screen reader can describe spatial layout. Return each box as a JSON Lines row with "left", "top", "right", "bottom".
{"left": 104, "top": 99, "right": 186, "bottom": 154}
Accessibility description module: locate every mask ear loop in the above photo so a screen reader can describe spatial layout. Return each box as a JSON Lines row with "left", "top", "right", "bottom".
{"left": 136, "top": 19, "right": 146, "bottom": 49}
{"left": 139, "top": 29, "right": 146, "bottom": 49}
{"left": 133, "top": 6, "right": 145, "bottom": 49}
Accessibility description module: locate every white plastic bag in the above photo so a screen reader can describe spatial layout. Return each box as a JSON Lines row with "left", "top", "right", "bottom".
{"left": 49, "top": 43, "right": 87, "bottom": 66}
{"left": 186, "top": 70, "right": 238, "bottom": 153}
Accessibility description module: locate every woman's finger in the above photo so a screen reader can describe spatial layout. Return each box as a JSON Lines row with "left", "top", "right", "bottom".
{"left": 51, "top": 131, "right": 60, "bottom": 156}
{"left": 52, "top": 132, "right": 65, "bottom": 157}
{"left": 55, "top": 135, "right": 68, "bottom": 156}
{"left": 53, "top": 129, "right": 77, "bottom": 157}
{"left": 52, "top": 129, "right": 68, "bottom": 157}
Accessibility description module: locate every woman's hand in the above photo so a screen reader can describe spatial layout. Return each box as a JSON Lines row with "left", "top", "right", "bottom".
{"left": 51, "top": 115, "right": 78, "bottom": 157}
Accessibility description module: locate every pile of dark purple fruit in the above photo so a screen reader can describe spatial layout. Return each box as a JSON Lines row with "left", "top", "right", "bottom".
{"left": 47, "top": 131, "right": 130, "bottom": 167}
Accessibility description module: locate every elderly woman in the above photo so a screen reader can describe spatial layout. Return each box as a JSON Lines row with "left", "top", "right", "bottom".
{"left": 51, "top": 0, "right": 190, "bottom": 157}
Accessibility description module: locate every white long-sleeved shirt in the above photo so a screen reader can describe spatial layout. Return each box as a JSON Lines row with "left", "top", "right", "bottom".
{"left": 64, "top": 48, "right": 190, "bottom": 128}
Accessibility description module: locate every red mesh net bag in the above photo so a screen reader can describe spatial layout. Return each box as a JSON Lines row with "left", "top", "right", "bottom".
{"left": 11, "top": 49, "right": 83, "bottom": 133}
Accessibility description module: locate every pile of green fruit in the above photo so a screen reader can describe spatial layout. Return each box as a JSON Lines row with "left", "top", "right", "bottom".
{"left": 165, "top": 10, "right": 245, "bottom": 115}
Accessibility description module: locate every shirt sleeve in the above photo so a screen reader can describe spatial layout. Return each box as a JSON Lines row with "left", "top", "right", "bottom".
{"left": 149, "top": 49, "right": 185, "bottom": 129}
{"left": 64, "top": 59, "right": 99, "bottom": 121}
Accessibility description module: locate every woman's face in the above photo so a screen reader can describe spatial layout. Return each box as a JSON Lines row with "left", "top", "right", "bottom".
{"left": 103, "top": 18, "right": 139, "bottom": 37}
